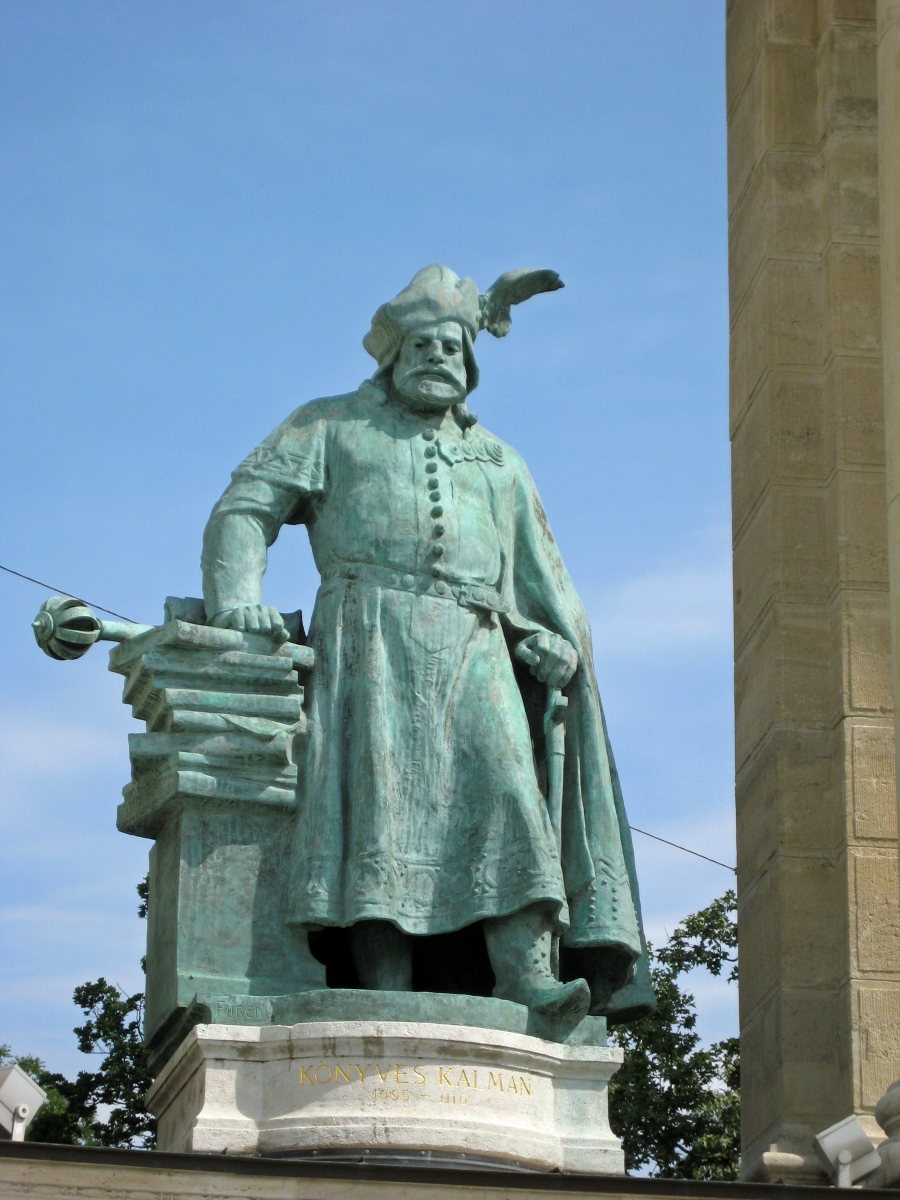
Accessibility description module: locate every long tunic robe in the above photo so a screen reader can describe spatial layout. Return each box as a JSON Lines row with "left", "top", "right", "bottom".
{"left": 202, "top": 381, "right": 654, "bottom": 1019}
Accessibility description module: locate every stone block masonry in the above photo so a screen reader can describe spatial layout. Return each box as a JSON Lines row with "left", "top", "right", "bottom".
{"left": 727, "top": 0, "right": 900, "bottom": 1182}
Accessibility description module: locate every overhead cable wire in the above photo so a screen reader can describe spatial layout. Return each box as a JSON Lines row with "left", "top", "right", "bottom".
{"left": 3, "top": 559, "right": 738, "bottom": 873}
{"left": 0, "top": 562, "right": 136, "bottom": 622}
{"left": 628, "top": 825, "right": 736, "bottom": 873}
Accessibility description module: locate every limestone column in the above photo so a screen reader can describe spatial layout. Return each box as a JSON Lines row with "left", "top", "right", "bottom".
{"left": 850, "top": 5, "right": 900, "bottom": 1185}
{"left": 880, "top": 0, "right": 900, "bottom": 790}
{"left": 728, "top": 0, "right": 900, "bottom": 1182}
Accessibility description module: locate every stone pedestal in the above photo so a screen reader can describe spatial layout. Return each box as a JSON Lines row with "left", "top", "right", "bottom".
{"left": 107, "top": 601, "right": 323, "bottom": 1072}
{"left": 146, "top": 1019, "right": 624, "bottom": 1175}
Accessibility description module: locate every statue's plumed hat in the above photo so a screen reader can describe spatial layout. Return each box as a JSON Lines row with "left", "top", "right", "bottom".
{"left": 363, "top": 264, "right": 564, "bottom": 373}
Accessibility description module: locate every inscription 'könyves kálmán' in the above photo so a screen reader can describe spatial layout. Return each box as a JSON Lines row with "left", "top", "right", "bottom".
{"left": 296, "top": 1060, "right": 534, "bottom": 1104}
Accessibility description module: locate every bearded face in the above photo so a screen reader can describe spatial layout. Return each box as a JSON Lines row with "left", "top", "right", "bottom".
{"left": 391, "top": 321, "right": 468, "bottom": 411}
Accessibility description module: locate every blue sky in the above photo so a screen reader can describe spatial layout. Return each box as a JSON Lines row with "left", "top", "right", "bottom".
{"left": 0, "top": 0, "right": 734, "bottom": 1075}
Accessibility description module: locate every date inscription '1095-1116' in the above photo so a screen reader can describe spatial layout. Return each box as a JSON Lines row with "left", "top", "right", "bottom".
{"left": 297, "top": 1061, "right": 533, "bottom": 1100}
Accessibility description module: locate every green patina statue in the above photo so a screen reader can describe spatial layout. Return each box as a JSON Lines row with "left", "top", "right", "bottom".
{"left": 200, "top": 265, "right": 654, "bottom": 1025}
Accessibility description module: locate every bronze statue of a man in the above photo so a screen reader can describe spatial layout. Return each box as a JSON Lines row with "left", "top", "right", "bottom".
{"left": 201, "top": 265, "right": 654, "bottom": 1023}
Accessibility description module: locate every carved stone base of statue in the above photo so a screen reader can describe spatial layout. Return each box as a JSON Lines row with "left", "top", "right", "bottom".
{"left": 146, "top": 1010, "right": 624, "bottom": 1174}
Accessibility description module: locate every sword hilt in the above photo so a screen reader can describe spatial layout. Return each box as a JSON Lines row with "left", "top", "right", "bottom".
{"left": 544, "top": 686, "right": 568, "bottom": 743}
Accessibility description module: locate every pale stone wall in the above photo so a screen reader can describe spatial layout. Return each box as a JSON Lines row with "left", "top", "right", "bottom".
{"left": 727, "top": 0, "right": 900, "bottom": 1182}
{"left": 879, "top": 0, "right": 900, "bottom": 823}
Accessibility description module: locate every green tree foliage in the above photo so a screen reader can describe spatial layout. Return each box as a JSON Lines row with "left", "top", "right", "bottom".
{"left": 608, "top": 890, "right": 739, "bottom": 1180}
{"left": 1, "top": 880, "right": 155, "bottom": 1147}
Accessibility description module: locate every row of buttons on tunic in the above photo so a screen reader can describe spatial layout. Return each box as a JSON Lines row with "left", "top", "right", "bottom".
{"left": 422, "top": 429, "right": 445, "bottom": 563}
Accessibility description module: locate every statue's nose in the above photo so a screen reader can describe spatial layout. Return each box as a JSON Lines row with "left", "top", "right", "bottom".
{"left": 427, "top": 341, "right": 445, "bottom": 363}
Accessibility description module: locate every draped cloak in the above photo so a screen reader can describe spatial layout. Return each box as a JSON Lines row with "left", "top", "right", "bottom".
{"left": 203, "top": 381, "right": 655, "bottom": 1020}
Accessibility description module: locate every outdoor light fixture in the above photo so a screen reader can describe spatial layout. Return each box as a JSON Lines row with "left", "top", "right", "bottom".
{"left": 815, "top": 1114, "right": 881, "bottom": 1188}
{"left": 0, "top": 1063, "right": 46, "bottom": 1141}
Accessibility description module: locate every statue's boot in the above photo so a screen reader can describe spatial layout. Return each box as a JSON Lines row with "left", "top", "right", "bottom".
{"left": 562, "top": 946, "right": 637, "bottom": 1016}
{"left": 484, "top": 904, "right": 590, "bottom": 1019}
{"left": 350, "top": 919, "right": 414, "bottom": 990}
{"left": 288, "top": 927, "right": 328, "bottom": 989}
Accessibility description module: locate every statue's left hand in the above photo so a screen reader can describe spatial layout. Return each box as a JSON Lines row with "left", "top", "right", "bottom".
{"left": 515, "top": 632, "right": 578, "bottom": 689}
{"left": 210, "top": 605, "right": 289, "bottom": 642}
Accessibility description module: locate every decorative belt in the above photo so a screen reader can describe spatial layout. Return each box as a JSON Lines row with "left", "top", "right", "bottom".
{"left": 321, "top": 562, "right": 510, "bottom": 616}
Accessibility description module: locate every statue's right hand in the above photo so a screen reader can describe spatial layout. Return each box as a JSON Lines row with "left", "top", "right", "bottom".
{"left": 210, "top": 605, "right": 289, "bottom": 642}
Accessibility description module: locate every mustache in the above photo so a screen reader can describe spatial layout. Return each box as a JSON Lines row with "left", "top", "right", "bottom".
{"left": 405, "top": 365, "right": 460, "bottom": 382}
